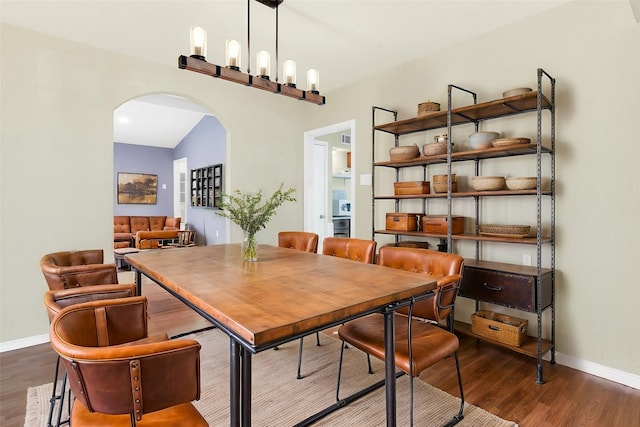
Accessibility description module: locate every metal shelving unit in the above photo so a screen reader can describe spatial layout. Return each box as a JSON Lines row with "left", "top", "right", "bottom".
{"left": 371, "top": 68, "right": 556, "bottom": 383}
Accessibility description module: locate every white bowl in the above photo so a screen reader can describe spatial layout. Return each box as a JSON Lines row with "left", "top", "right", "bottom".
{"left": 469, "top": 131, "right": 500, "bottom": 149}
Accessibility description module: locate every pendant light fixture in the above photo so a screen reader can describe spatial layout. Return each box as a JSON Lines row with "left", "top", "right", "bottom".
{"left": 178, "top": 0, "right": 325, "bottom": 105}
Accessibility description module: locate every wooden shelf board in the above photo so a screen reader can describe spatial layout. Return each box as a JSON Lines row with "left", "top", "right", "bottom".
{"left": 375, "top": 189, "right": 552, "bottom": 200}
{"left": 375, "top": 230, "right": 551, "bottom": 244}
{"left": 455, "top": 320, "right": 553, "bottom": 359}
{"left": 374, "top": 143, "right": 551, "bottom": 168}
{"left": 375, "top": 91, "right": 552, "bottom": 136}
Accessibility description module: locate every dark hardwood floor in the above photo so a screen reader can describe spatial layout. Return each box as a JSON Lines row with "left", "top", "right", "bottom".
{"left": 2, "top": 276, "right": 639, "bottom": 426}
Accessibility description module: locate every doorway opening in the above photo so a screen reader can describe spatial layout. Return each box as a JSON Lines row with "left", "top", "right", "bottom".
{"left": 303, "top": 120, "right": 356, "bottom": 249}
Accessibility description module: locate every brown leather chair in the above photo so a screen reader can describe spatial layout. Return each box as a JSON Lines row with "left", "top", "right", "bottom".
{"left": 321, "top": 237, "right": 377, "bottom": 263}
{"left": 277, "top": 231, "right": 319, "bottom": 253}
{"left": 43, "top": 284, "right": 137, "bottom": 427}
{"left": 49, "top": 296, "right": 207, "bottom": 426}
{"left": 40, "top": 249, "right": 119, "bottom": 290}
{"left": 336, "top": 246, "right": 465, "bottom": 426}
{"left": 295, "top": 237, "right": 378, "bottom": 379}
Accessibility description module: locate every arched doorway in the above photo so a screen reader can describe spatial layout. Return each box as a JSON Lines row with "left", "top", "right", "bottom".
{"left": 113, "top": 94, "right": 227, "bottom": 246}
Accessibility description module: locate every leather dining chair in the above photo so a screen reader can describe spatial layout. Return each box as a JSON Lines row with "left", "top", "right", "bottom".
{"left": 43, "top": 284, "right": 137, "bottom": 427}
{"left": 295, "top": 237, "right": 377, "bottom": 379}
{"left": 336, "top": 246, "right": 465, "bottom": 426}
{"left": 49, "top": 296, "right": 208, "bottom": 426}
{"left": 40, "top": 249, "right": 119, "bottom": 290}
{"left": 277, "top": 231, "right": 319, "bottom": 253}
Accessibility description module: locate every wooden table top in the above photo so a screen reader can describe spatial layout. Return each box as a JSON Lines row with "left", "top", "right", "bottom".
{"left": 126, "top": 244, "right": 437, "bottom": 349}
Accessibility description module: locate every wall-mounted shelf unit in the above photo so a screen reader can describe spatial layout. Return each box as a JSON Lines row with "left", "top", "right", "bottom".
{"left": 371, "top": 68, "right": 555, "bottom": 384}
{"left": 191, "top": 164, "right": 223, "bottom": 208}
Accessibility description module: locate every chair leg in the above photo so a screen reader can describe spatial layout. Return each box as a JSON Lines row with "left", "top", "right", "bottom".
{"left": 296, "top": 337, "right": 304, "bottom": 379}
{"left": 366, "top": 354, "right": 373, "bottom": 374}
{"left": 54, "top": 372, "right": 68, "bottom": 427}
{"left": 47, "top": 356, "right": 61, "bottom": 427}
{"left": 336, "top": 341, "right": 347, "bottom": 401}
{"left": 316, "top": 331, "right": 321, "bottom": 346}
{"left": 441, "top": 351, "right": 465, "bottom": 427}
{"left": 47, "top": 355, "right": 70, "bottom": 427}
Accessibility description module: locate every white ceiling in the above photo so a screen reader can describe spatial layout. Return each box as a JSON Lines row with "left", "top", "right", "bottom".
{"left": 1, "top": 0, "right": 570, "bottom": 148}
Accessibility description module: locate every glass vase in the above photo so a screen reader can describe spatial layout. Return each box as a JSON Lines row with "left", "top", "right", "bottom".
{"left": 241, "top": 231, "right": 258, "bottom": 262}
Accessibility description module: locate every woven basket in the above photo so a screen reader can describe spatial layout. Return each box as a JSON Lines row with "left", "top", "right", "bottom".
{"left": 479, "top": 224, "right": 530, "bottom": 238}
{"left": 505, "top": 177, "right": 537, "bottom": 190}
{"left": 389, "top": 144, "right": 420, "bottom": 161}
{"left": 491, "top": 137, "right": 531, "bottom": 147}
{"left": 471, "top": 310, "right": 528, "bottom": 346}
{"left": 471, "top": 176, "right": 505, "bottom": 191}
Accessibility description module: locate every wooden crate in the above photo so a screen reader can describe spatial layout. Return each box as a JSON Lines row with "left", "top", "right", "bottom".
{"left": 421, "top": 215, "right": 464, "bottom": 234}
{"left": 471, "top": 310, "right": 528, "bottom": 347}
{"left": 394, "top": 181, "right": 430, "bottom": 195}
{"left": 385, "top": 213, "right": 420, "bottom": 231}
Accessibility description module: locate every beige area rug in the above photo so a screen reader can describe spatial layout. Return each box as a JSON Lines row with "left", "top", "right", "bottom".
{"left": 26, "top": 328, "right": 517, "bottom": 426}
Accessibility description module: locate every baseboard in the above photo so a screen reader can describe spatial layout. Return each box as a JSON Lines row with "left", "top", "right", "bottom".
{"left": 555, "top": 351, "right": 640, "bottom": 390}
{"left": 0, "top": 333, "right": 49, "bottom": 353}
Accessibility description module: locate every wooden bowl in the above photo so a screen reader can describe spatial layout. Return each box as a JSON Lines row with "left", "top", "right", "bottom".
{"left": 389, "top": 144, "right": 420, "bottom": 161}
{"left": 506, "top": 177, "right": 537, "bottom": 190}
{"left": 471, "top": 176, "right": 505, "bottom": 191}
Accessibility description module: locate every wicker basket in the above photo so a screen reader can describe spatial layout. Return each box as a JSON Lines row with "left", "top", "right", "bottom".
{"left": 471, "top": 176, "right": 505, "bottom": 191}
{"left": 479, "top": 224, "right": 530, "bottom": 238}
{"left": 389, "top": 144, "right": 420, "bottom": 161}
{"left": 471, "top": 310, "right": 528, "bottom": 346}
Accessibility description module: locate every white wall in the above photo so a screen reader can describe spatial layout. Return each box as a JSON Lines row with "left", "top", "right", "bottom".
{"left": 0, "top": 23, "right": 310, "bottom": 343}
{"left": 304, "top": 0, "right": 640, "bottom": 379}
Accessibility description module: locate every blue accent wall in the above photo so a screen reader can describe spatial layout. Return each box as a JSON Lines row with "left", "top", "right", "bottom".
{"left": 113, "top": 115, "right": 227, "bottom": 245}
{"left": 113, "top": 143, "right": 174, "bottom": 216}
{"left": 174, "top": 115, "right": 227, "bottom": 245}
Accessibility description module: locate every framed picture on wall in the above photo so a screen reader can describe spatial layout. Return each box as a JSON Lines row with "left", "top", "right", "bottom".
{"left": 117, "top": 172, "right": 158, "bottom": 204}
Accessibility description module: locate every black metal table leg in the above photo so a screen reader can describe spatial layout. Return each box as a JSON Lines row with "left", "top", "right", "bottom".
{"left": 135, "top": 268, "right": 142, "bottom": 296}
{"left": 230, "top": 339, "right": 241, "bottom": 427}
{"left": 241, "top": 348, "right": 252, "bottom": 426}
{"left": 384, "top": 310, "right": 396, "bottom": 427}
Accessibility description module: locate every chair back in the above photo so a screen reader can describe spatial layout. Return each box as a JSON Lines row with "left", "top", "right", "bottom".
{"left": 322, "top": 237, "right": 377, "bottom": 263}
{"left": 40, "top": 249, "right": 118, "bottom": 290}
{"left": 49, "top": 297, "right": 202, "bottom": 422}
{"left": 44, "top": 283, "right": 137, "bottom": 322}
{"left": 377, "top": 246, "right": 463, "bottom": 322}
{"left": 278, "top": 231, "right": 319, "bottom": 253}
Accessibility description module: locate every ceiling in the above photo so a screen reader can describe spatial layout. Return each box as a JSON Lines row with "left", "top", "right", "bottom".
{"left": 1, "top": 0, "right": 570, "bottom": 148}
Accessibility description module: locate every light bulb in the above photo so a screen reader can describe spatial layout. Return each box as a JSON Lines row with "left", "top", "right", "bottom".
{"left": 307, "top": 69, "right": 319, "bottom": 93}
{"left": 190, "top": 26, "right": 207, "bottom": 59}
{"left": 226, "top": 39, "right": 241, "bottom": 70}
{"left": 283, "top": 60, "right": 296, "bottom": 86}
{"left": 256, "top": 50, "right": 271, "bottom": 79}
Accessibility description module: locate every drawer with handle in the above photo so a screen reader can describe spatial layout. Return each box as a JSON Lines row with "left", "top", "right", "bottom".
{"left": 459, "top": 263, "right": 552, "bottom": 312}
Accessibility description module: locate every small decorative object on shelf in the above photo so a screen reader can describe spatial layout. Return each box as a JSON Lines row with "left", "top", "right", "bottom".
{"left": 216, "top": 183, "right": 296, "bottom": 262}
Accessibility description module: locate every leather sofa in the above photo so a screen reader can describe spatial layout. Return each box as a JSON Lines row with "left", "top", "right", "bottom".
{"left": 114, "top": 216, "right": 180, "bottom": 248}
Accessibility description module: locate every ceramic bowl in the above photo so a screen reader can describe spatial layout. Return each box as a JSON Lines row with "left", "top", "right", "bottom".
{"left": 469, "top": 131, "right": 500, "bottom": 149}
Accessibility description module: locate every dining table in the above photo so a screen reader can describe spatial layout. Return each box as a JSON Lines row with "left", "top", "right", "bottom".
{"left": 126, "top": 243, "right": 437, "bottom": 426}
